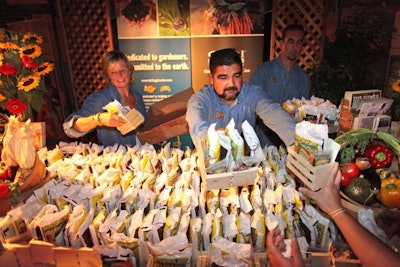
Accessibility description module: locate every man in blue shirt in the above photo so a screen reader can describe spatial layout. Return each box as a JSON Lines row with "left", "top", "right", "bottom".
{"left": 249, "top": 24, "right": 310, "bottom": 146}
{"left": 250, "top": 24, "right": 311, "bottom": 104}
{"left": 186, "top": 48, "right": 295, "bottom": 148}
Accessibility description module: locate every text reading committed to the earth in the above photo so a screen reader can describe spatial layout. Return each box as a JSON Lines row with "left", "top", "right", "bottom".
{"left": 128, "top": 53, "right": 190, "bottom": 71}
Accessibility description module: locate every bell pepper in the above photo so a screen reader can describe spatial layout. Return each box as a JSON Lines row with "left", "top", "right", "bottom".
{"left": 377, "top": 177, "right": 400, "bottom": 208}
{"left": 364, "top": 144, "right": 394, "bottom": 168}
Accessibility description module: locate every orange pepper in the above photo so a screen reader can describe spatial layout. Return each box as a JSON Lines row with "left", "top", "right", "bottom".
{"left": 377, "top": 177, "right": 400, "bottom": 208}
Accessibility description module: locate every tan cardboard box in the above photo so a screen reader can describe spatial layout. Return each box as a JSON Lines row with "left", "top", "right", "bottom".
{"left": 137, "top": 88, "right": 193, "bottom": 145}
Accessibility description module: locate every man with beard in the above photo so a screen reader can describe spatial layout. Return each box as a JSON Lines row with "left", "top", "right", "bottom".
{"left": 186, "top": 48, "right": 295, "bottom": 148}
{"left": 250, "top": 24, "right": 310, "bottom": 103}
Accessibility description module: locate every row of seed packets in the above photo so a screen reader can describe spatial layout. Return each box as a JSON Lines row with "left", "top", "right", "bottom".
{"left": 282, "top": 96, "right": 340, "bottom": 124}
{"left": 0, "top": 138, "right": 336, "bottom": 266}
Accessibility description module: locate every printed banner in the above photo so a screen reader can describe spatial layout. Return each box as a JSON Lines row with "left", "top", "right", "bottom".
{"left": 116, "top": 0, "right": 267, "bottom": 148}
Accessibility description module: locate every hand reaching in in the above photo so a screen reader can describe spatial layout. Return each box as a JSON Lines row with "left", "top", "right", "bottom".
{"left": 267, "top": 228, "right": 304, "bottom": 267}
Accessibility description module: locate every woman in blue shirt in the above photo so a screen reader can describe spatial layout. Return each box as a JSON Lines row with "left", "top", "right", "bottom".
{"left": 63, "top": 51, "right": 146, "bottom": 147}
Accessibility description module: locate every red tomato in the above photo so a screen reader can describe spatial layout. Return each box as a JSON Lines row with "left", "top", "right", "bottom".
{"left": 339, "top": 162, "right": 360, "bottom": 187}
{"left": 0, "top": 183, "right": 10, "bottom": 199}
{"left": 340, "top": 173, "right": 353, "bottom": 187}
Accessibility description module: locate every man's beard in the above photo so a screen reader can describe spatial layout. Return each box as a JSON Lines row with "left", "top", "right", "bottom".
{"left": 216, "top": 87, "right": 239, "bottom": 101}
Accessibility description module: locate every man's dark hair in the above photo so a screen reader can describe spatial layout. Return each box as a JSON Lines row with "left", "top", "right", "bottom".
{"left": 209, "top": 48, "right": 242, "bottom": 75}
{"left": 282, "top": 24, "right": 305, "bottom": 40}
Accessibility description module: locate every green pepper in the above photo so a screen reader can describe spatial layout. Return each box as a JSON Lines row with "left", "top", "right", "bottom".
{"left": 364, "top": 144, "right": 394, "bottom": 168}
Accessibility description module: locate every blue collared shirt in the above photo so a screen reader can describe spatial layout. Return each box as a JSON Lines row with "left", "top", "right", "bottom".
{"left": 185, "top": 82, "right": 296, "bottom": 147}
{"left": 249, "top": 57, "right": 311, "bottom": 104}
{"left": 63, "top": 84, "right": 146, "bottom": 147}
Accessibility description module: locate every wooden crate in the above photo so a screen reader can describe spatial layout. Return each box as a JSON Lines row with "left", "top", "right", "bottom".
{"left": 196, "top": 252, "right": 267, "bottom": 267}
{"left": 286, "top": 146, "right": 334, "bottom": 191}
{"left": 196, "top": 141, "right": 259, "bottom": 190}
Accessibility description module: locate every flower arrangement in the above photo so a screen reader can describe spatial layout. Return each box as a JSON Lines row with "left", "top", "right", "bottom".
{"left": 0, "top": 28, "right": 54, "bottom": 118}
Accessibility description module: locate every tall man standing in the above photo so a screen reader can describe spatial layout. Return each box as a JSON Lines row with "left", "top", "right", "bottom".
{"left": 250, "top": 24, "right": 311, "bottom": 104}
{"left": 250, "top": 24, "right": 311, "bottom": 146}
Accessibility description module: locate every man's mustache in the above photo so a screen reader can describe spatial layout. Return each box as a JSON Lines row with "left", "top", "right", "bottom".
{"left": 224, "top": 86, "right": 238, "bottom": 92}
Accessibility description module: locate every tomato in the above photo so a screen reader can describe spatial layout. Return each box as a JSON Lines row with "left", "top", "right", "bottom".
{"left": 0, "top": 183, "right": 10, "bottom": 199}
{"left": 340, "top": 162, "right": 360, "bottom": 187}
{"left": 341, "top": 173, "right": 353, "bottom": 187}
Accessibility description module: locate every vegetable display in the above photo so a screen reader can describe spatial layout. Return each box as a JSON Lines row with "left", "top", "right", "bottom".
{"left": 335, "top": 129, "right": 400, "bottom": 209}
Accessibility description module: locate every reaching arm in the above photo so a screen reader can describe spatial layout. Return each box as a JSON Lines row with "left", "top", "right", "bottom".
{"left": 299, "top": 163, "right": 400, "bottom": 267}
{"left": 72, "top": 112, "right": 126, "bottom": 132}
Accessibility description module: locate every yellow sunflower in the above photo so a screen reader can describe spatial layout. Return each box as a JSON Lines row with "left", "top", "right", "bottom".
{"left": 21, "top": 33, "right": 43, "bottom": 45}
{"left": 19, "top": 44, "right": 42, "bottom": 59}
{"left": 17, "top": 75, "right": 41, "bottom": 92}
{"left": 34, "top": 62, "right": 54, "bottom": 76}
{"left": 0, "top": 42, "right": 19, "bottom": 50}
{"left": 393, "top": 79, "right": 400, "bottom": 92}
{"left": 0, "top": 93, "right": 6, "bottom": 102}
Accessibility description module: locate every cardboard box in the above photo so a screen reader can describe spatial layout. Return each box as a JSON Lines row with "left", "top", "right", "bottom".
{"left": 137, "top": 88, "right": 193, "bottom": 144}
{"left": 338, "top": 99, "right": 354, "bottom": 134}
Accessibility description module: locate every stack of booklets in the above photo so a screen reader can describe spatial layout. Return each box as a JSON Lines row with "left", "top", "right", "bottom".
{"left": 342, "top": 89, "right": 393, "bottom": 132}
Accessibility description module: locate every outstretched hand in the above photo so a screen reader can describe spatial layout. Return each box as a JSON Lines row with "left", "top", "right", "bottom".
{"left": 99, "top": 112, "right": 127, "bottom": 127}
{"left": 299, "top": 162, "right": 343, "bottom": 215}
{"left": 267, "top": 228, "right": 304, "bottom": 267}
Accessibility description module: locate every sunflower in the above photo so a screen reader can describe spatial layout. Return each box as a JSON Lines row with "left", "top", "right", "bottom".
{"left": 17, "top": 75, "right": 41, "bottom": 92}
{"left": 393, "top": 79, "right": 400, "bottom": 92}
{"left": 6, "top": 98, "right": 26, "bottom": 115}
{"left": 19, "top": 44, "right": 42, "bottom": 59}
{"left": 21, "top": 33, "right": 43, "bottom": 45}
{"left": 34, "top": 62, "right": 54, "bottom": 76}
{"left": 0, "top": 93, "right": 6, "bottom": 102}
{"left": 0, "top": 42, "right": 19, "bottom": 50}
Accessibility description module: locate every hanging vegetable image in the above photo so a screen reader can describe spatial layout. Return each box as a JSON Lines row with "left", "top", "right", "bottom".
{"left": 205, "top": 0, "right": 262, "bottom": 34}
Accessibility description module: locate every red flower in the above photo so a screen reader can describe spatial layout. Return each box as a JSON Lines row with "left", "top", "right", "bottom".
{"left": 6, "top": 98, "right": 26, "bottom": 115}
{"left": 21, "top": 55, "right": 38, "bottom": 69}
{"left": 0, "top": 62, "right": 17, "bottom": 75}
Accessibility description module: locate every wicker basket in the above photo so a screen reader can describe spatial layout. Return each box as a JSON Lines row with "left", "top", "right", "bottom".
{"left": 340, "top": 190, "right": 385, "bottom": 218}
{"left": 0, "top": 155, "right": 48, "bottom": 216}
